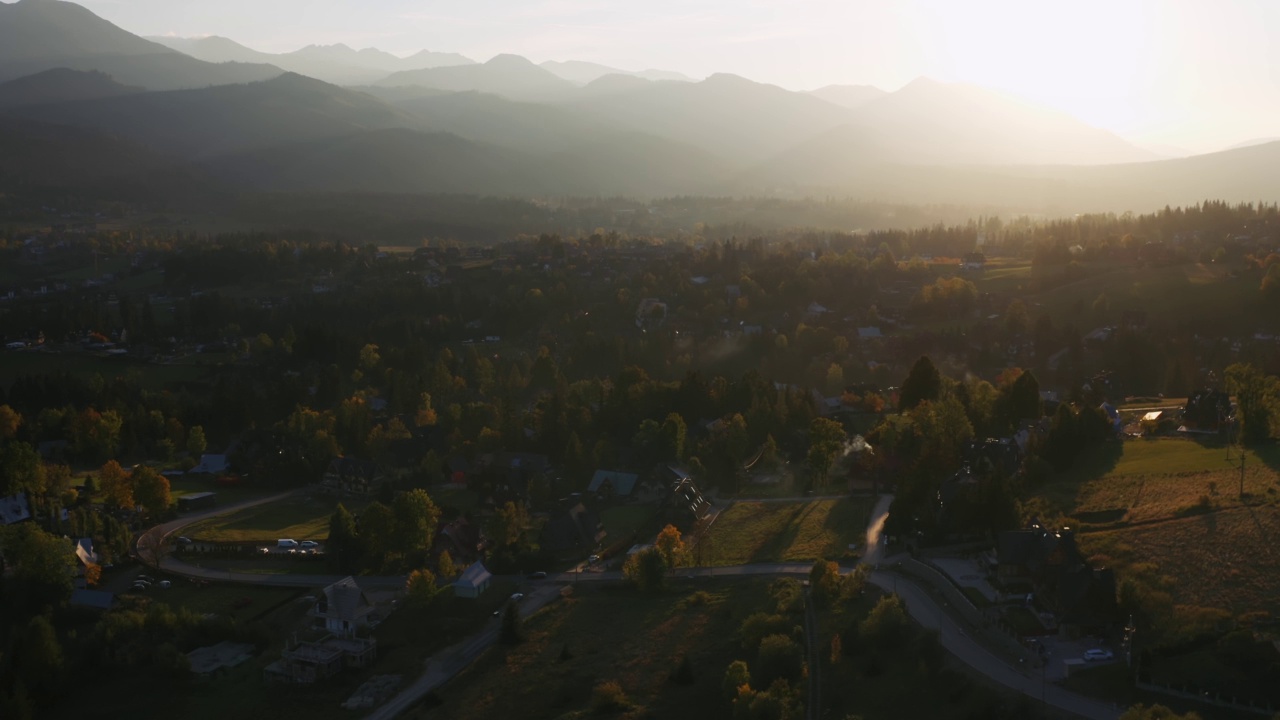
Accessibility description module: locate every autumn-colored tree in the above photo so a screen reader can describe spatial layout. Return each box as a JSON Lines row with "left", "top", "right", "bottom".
{"left": 623, "top": 547, "right": 668, "bottom": 591}
{"left": 98, "top": 460, "right": 134, "bottom": 510}
{"left": 437, "top": 550, "right": 458, "bottom": 580}
{"left": 186, "top": 425, "right": 207, "bottom": 457}
{"left": 84, "top": 562, "right": 102, "bottom": 587}
{"left": 0, "top": 404, "right": 21, "bottom": 439}
{"left": 807, "top": 417, "right": 846, "bottom": 483}
{"left": 405, "top": 567, "right": 440, "bottom": 607}
{"left": 133, "top": 465, "right": 171, "bottom": 516}
{"left": 655, "top": 524, "right": 688, "bottom": 569}
{"left": 830, "top": 633, "right": 843, "bottom": 663}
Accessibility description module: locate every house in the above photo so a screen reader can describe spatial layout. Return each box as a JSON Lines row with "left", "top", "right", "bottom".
{"left": 540, "top": 501, "right": 605, "bottom": 556}
{"left": 588, "top": 470, "right": 639, "bottom": 499}
{"left": 74, "top": 538, "right": 98, "bottom": 567}
{"left": 454, "top": 561, "right": 493, "bottom": 598}
{"left": 961, "top": 252, "right": 986, "bottom": 270}
{"left": 311, "top": 577, "right": 375, "bottom": 638}
{"left": 0, "top": 492, "right": 31, "bottom": 525}
{"left": 320, "top": 457, "right": 386, "bottom": 497}
{"left": 658, "top": 476, "right": 712, "bottom": 531}
{"left": 997, "top": 522, "right": 1120, "bottom": 637}
{"left": 857, "top": 327, "right": 883, "bottom": 340}
{"left": 190, "top": 454, "right": 230, "bottom": 476}
{"left": 177, "top": 492, "right": 217, "bottom": 513}
{"left": 432, "top": 517, "right": 485, "bottom": 566}
{"left": 635, "top": 298, "right": 667, "bottom": 329}
{"left": 1183, "top": 389, "right": 1232, "bottom": 431}
{"left": 805, "top": 302, "right": 830, "bottom": 320}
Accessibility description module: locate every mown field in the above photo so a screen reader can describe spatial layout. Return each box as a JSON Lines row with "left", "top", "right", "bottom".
{"left": 1036, "top": 438, "right": 1280, "bottom": 527}
{"left": 702, "top": 498, "right": 872, "bottom": 566}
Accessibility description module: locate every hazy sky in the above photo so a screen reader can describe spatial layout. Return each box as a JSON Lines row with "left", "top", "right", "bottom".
{"left": 72, "top": 0, "right": 1280, "bottom": 152}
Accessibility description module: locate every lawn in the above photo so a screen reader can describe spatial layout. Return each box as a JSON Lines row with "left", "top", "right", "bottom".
{"left": 413, "top": 577, "right": 781, "bottom": 720}
{"left": 1079, "top": 505, "right": 1280, "bottom": 620}
{"left": 702, "top": 497, "right": 872, "bottom": 566}
{"left": 601, "top": 505, "right": 656, "bottom": 545}
{"left": 182, "top": 494, "right": 353, "bottom": 543}
{"left": 1034, "top": 438, "right": 1280, "bottom": 527}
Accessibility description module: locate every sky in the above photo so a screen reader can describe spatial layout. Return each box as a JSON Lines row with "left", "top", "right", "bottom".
{"left": 71, "top": 0, "right": 1280, "bottom": 153}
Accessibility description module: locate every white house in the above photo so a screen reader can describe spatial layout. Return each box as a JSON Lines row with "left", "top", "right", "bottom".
{"left": 453, "top": 561, "right": 492, "bottom": 599}
{"left": 310, "top": 577, "right": 375, "bottom": 637}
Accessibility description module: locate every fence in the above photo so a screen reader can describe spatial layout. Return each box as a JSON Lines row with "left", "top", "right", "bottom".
{"left": 1135, "top": 679, "right": 1275, "bottom": 717}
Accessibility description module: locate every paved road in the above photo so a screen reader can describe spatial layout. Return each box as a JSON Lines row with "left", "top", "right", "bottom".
{"left": 145, "top": 493, "right": 1120, "bottom": 720}
{"left": 867, "top": 568, "right": 1120, "bottom": 720}
{"left": 363, "top": 583, "right": 563, "bottom": 720}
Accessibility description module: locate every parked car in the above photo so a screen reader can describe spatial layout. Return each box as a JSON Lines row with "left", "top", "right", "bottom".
{"left": 276, "top": 539, "right": 299, "bottom": 549}
{"left": 299, "top": 540, "right": 320, "bottom": 549}
{"left": 130, "top": 582, "right": 149, "bottom": 591}
{"left": 527, "top": 571, "right": 547, "bottom": 580}
{"left": 158, "top": 580, "right": 172, "bottom": 589}
{"left": 1083, "top": 649, "right": 1114, "bottom": 662}
{"left": 136, "top": 575, "right": 155, "bottom": 584}
{"left": 587, "top": 555, "right": 600, "bottom": 563}
{"left": 176, "top": 536, "right": 193, "bottom": 545}
{"left": 510, "top": 592, "right": 524, "bottom": 602}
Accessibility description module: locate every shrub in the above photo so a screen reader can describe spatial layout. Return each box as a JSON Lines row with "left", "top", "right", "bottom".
{"left": 591, "top": 680, "right": 629, "bottom": 714}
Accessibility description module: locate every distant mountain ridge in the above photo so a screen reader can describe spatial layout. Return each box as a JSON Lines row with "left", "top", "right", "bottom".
{"left": 149, "top": 35, "right": 473, "bottom": 85}
{"left": 0, "top": 0, "right": 282, "bottom": 89}
{"left": 0, "top": 68, "right": 143, "bottom": 109}
{"left": 539, "top": 60, "right": 694, "bottom": 85}
{"left": 377, "top": 54, "right": 578, "bottom": 102}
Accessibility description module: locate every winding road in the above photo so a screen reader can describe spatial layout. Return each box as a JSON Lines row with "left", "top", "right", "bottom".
{"left": 146, "top": 494, "right": 1121, "bottom": 720}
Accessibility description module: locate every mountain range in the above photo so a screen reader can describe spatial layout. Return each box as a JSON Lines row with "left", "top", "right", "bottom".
{"left": 0, "top": 0, "right": 1276, "bottom": 215}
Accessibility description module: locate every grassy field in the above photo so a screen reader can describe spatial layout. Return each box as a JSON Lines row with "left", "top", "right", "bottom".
{"left": 1036, "top": 438, "right": 1280, "bottom": 527}
{"left": 413, "top": 578, "right": 780, "bottom": 720}
{"left": 601, "top": 505, "right": 656, "bottom": 545}
{"left": 182, "top": 494, "right": 352, "bottom": 543}
{"left": 702, "top": 497, "right": 872, "bottom": 566}
{"left": 1080, "top": 505, "right": 1280, "bottom": 618}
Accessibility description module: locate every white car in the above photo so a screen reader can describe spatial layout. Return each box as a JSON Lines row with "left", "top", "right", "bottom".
{"left": 299, "top": 540, "right": 320, "bottom": 550}
{"left": 510, "top": 592, "right": 524, "bottom": 602}
{"left": 1083, "top": 648, "right": 1114, "bottom": 662}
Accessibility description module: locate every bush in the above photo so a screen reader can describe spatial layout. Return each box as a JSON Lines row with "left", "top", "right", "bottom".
{"left": 754, "top": 634, "right": 804, "bottom": 687}
{"left": 591, "top": 680, "right": 629, "bottom": 714}
{"left": 500, "top": 601, "right": 524, "bottom": 645}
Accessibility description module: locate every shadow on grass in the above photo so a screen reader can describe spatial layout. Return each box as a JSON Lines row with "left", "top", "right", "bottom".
{"left": 748, "top": 502, "right": 813, "bottom": 564}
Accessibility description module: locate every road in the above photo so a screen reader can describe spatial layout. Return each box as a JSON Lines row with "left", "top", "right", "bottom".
{"left": 363, "top": 583, "right": 563, "bottom": 720}
{"left": 145, "top": 494, "right": 1120, "bottom": 720}
{"left": 867, "top": 567, "right": 1120, "bottom": 720}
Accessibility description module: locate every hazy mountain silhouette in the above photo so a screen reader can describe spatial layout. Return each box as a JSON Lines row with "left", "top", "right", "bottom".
{"left": 0, "top": 68, "right": 143, "bottom": 109}
{"left": 392, "top": 91, "right": 616, "bottom": 153}
{"left": 808, "top": 84, "right": 886, "bottom": 110}
{"left": 150, "top": 35, "right": 474, "bottom": 85}
{"left": 0, "top": 0, "right": 282, "bottom": 89}
{"left": 839, "top": 77, "right": 1154, "bottom": 165}
{"left": 1225, "top": 136, "right": 1280, "bottom": 151}
{"left": 0, "top": 115, "right": 212, "bottom": 199}
{"left": 562, "top": 72, "right": 853, "bottom": 163}
{"left": 540, "top": 60, "right": 693, "bottom": 85}
{"left": 377, "top": 54, "right": 577, "bottom": 101}
{"left": 7, "top": 73, "right": 419, "bottom": 158}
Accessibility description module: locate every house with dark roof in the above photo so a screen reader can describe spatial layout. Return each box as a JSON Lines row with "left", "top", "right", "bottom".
{"left": 541, "top": 501, "right": 605, "bottom": 557}
{"left": 588, "top": 470, "right": 639, "bottom": 499}
{"left": 997, "top": 522, "right": 1120, "bottom": 637}
{"left": 70, "top": 588, "right": 115, "bottom": 611}
{"left": 658, "top": 476, "right": 712, "bottom": 531}
{"left": 311, "top": 577, "right": 375, "bottom": 638}
{"left": 432, "top": 517, "right": 485, "bottom": 566}
{"left": 0, "top": 492, "right": 31, "bottom": 525}
{"left": 319, "top": 457, "right": 385, "bottom": 497}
